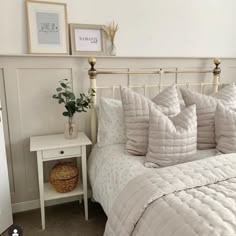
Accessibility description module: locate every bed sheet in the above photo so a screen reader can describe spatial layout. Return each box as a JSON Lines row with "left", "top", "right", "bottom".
{"left": 88, "top": 144, "right": 219, "bottom": 216}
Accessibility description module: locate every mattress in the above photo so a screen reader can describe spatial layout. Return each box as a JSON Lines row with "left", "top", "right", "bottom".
{"left": 88, "top": 144, "right": 219, "bottom": 216}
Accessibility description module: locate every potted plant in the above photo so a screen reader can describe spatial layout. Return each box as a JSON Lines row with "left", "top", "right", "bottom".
{"left": 52, "top": 79, "right": 95, "bottom": 139}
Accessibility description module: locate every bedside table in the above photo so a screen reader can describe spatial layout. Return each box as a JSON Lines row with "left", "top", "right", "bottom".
{"left": 30, "top": 133, "right": 92, "bottom": 230}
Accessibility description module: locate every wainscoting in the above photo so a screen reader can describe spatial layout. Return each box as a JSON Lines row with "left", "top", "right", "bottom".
{"left": 0, "top": 55, "right": 235, "bottom": 212}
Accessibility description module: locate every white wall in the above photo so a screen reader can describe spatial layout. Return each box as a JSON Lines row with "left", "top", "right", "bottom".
{"left": 0, "top": 0, "right": 236, "bottom": 57}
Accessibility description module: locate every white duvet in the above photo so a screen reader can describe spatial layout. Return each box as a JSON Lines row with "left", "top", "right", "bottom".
{"left": 104, "top": 153, "right": 236, "bottom": 236}
{"left": 88, "top": 144, "right": 219, "bottom": 216}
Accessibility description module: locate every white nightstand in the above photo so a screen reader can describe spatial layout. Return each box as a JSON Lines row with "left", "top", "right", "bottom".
{"left": 30, "top": 133, "right": 92, "bottom": 230}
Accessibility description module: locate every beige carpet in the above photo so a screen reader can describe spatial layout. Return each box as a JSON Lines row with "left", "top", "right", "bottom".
{"left": 2, "top": 201, "right": 107, "bottom": 236}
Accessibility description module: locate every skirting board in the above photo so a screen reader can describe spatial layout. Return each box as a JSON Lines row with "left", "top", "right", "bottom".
{"left": 12, "top": 196, "right": 81, "bottom": 213}
{"left": 12, "top": 190, "right": 92, "bottom": 213}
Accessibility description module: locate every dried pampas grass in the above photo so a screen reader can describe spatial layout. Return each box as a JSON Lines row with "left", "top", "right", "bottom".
{"left": 103, "top": 21, "right": 119, "bottom": 44}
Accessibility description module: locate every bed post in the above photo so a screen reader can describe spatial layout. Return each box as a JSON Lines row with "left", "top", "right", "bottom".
{"left": 213, "top": 58, "right": 221, "bottom": 93}
{"left": 88, "top": 57, "right": 97, "bottom": 144}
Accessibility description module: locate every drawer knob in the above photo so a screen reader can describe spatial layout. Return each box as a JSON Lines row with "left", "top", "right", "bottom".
{"left": 60, "top": 150, "right": 64, "bottom": 154}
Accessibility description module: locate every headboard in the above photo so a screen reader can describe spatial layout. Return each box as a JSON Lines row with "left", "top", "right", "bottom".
{"left": 88, "top": 57, "right": 221, "bottom": 144}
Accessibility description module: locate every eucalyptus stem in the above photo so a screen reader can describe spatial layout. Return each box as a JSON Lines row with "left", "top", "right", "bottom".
{"left": 52, "top": 78, "right": 95, "bottom": 127}
{"left": 69, "top": 116, "right": 73, "bottom": 135}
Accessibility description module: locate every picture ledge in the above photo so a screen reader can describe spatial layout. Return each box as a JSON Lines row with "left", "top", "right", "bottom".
{"left": 0, "top": 54, "right": 230, "bottom": 60}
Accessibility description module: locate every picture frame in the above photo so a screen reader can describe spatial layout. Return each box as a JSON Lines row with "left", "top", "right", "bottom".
{"left": 70, "top": 24, "right": 106, "bottom": 55}
{"left": 26, "top": 0, "right": 69, "bottom": 54}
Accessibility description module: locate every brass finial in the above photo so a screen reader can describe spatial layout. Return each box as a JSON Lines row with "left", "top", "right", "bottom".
{"left": 213, "top": 58, "right": 221, "bottom": 75}
{"left": 88, "top": 57, "right": 96, "bottom": 67}
{"left": 88, "top": 57, "right": 97, "bottom": 79}
{"left": 214, "top": 58, "right": 221, "bottom": 66}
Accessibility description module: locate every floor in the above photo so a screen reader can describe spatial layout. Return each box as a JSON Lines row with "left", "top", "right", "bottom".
{"left": 2, "top": 201, "right": 107, "bottom": 236}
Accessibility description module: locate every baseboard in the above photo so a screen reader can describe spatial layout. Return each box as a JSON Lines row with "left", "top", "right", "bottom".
{"left": 12, "top": 200, "right": 39, "bottom": 213}
{"left": 12, "top": 196, "right": 84, "bottom": 214}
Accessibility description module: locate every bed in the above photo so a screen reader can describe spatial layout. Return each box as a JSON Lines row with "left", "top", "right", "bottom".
{"left": 88, "top": 144, "right": 219, "bottom": 216}
{"left": 87, "top": 58, "right": 236, "bottom": 235}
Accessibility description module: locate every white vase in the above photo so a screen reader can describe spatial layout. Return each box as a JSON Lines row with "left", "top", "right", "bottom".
{"left": 64, "top": 117, "right": 78, "bottom": 139}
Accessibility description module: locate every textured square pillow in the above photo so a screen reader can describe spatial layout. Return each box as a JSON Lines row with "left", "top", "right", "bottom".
{"left": 180, "top": 84, "right": 236, "bottom": 149}
{"left": 97, "top": 98, "right": 126, "bottom": 147}
{"left": 215, "top": 104, "right": 236, "bottom": 153}
{"left": 120, "top": 84, "right": 181, "bottom": 155}
{"left": 145, "top": 104, "right": 197, "bottom": 167}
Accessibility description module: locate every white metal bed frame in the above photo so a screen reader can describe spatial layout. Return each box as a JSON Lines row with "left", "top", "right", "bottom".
{"left": 88, "top": 57, "right": 221, "bottom": 144}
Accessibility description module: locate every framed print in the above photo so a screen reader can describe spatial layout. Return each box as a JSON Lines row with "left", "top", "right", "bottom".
{"left": 70, "top": 24, "right": 106, "bottom": 55}
{"left": 26, "top": 0, "right": 69, "bottom": 54}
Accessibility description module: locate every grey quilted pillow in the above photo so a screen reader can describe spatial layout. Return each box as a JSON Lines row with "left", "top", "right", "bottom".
{"left": 145, "top": 104, "right": 197, "bottom": 167}
{"left": 215, "top": 104, "right": 236, "bottom": 153}
{"left": 120, "top": 84, "right": 180, "bottom": 155}
{"left": 180, "top": 84, "right": 236, "bottom": 149}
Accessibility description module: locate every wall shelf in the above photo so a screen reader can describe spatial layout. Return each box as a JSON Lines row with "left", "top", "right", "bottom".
{"left": 0, "top": 54, "right": 226, "bottom": 60}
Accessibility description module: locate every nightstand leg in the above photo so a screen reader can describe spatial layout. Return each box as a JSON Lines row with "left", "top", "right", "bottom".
{"left": 81, "top": 146, "right": 88, "bottom": 220}
{"left": 37, "top": 152, "right": 45, "bottom": 230}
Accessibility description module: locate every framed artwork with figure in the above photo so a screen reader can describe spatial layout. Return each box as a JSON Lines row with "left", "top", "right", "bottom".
{"left": 26, "top": 1, "right": 69, "bottom": 54}
{"left": 70, "top": 24, "right": 106, "bottom": 55}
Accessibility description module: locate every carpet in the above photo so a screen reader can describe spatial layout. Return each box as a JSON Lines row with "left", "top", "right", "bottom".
{"left": 2, "top": 201, "right": 107, "bottom": 236}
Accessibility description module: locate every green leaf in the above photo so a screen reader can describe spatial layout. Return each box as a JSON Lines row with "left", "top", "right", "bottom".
{"left": 69, "top": 93, "right": 75, "bottom": 100}
{"left": 60, "top": 83, "right": 67, "bottom": 88}
{"left": 65, "top": 102, "right": 76, "bottom": 116}
{"left": 62, "top": 92, "right": 67, "bottom": 97}
{"left": 52, "top": 95, "right": 58, "bottom": 99}
{"left": 56, "top": 87, "right": 62, "bottom": 92}
{"left": 63, "top": 112, "right": 69, "bottom": 116}
{"left": 59, "top": 99, "right": 65, "bottom": 104}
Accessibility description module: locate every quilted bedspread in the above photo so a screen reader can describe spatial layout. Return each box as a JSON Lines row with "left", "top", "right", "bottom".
{"left": 104, "top": 154, "right": 236, "bottom": 236}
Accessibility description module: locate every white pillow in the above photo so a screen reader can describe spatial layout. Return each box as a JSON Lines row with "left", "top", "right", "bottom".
{"left": 97, "top": 98, "right": 126, "bottom": 147}
{"left": 120, "top": 84, "right": 181, "bottom": 155}
{"left": 180, "top": 84, "right": 236, "bottom": 149}
{"left": 215, "top": 104, "right": 236, "bottom": 153}
{"left": 145, "top": 104, "right": 197, "bottom": 167}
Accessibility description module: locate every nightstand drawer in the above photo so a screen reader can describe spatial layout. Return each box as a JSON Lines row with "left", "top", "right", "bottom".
{"left": 42, "top": 146, "right": 81, "bottom": 160}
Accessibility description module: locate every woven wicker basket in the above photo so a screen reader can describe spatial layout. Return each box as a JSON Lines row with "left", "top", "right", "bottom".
{"left": 50, "top": 162, "right": 79, "bottom": 193}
